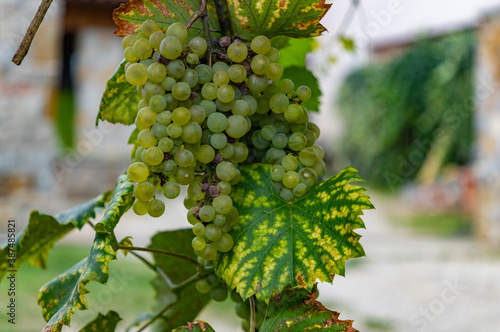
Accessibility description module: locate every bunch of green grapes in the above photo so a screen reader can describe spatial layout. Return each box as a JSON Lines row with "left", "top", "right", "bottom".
{"left": 123, "top": 20, "right": 327, "bottom": 264}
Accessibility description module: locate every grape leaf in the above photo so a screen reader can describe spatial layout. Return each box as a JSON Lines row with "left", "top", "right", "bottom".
{"left": 147, "top": 229, "right": 211, "bottom": 331}
{"left": 173, "top": 320, "right": 215, "bottom": 332}
{"left": 0, "top": 192, "right": 111, "bottom": 280}
{"left": 38, "top": 232, "right": 117, "bottom": 332}
{"left": 79, "top": 311, "right": 122, "bottom": 332}
{"left": 96, "top": 59, "right": 141, "bottom": 126}
{"left": 215, "top": 164, "right": 373, "bottom": 302}
{"left": 260, "top": 285, "right": 357, "bottom": 331}
{"left": 113, "top": 0, "right": 330, "bottom": 39}
{"left": 94, "top": 174, "right": 134, "bottom": 233}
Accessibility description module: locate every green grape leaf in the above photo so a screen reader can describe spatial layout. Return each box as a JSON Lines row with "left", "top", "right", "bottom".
{"left": 339, "top": 36, "right": 355, "bottom": 52}
{"left": 173, "top": 320, "right": 215, "bottom": 332}
{"left": 113, "top": 0, "right": 220, "bottom": 38}
{"left": 215, "top": 164, "right": 373, "bottom": 302}
{"left": 148, "top": 229, "right": 211, "bottom": 331}
{"left": 260, "top": 285, "right": 357, "bottom": 331}
{"left": 79, "top": 311, "right": 122, "bottom": 332}
{"left": 38, "top": 232, "right": 117, "bottom": 332}
{"left": 94, "top": 174, "right": 134, "bottom": 233}
{"left": 118, "top": 236, "right": 134, "bottom": 256}
{"left": 113, "top": 0, "right": 330, "bottom": 39}
{"left": 0, "top": 192, "right": 111, "bottom": 280}
{"left": 96, "top": 59, "right": 141, "bottom": 126}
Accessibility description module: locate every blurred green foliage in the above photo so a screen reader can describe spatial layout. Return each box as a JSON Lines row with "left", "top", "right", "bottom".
{"left": 337, "top": 31, "right": 475, "bottom": 188}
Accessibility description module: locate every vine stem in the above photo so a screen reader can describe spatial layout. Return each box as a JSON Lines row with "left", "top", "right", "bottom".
{"left": 186, "top": 0, "right": 208, "bottom": 30}
{"left": 12, "top": 0, "right": 53, "bottom": 65}
{"left": 117, "top": 245, "right": 200, "bottom": 267}
{"left": 213, "top": 0, "right": 234, "bottom": 37}
{"left": 249, "top": 295, "right": 256, "bottom": 332}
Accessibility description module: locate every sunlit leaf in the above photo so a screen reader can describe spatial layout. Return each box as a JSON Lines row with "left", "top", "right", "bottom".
{"left": 79, "top": 311, "right": 122, "bottom": 332}
{"left": 173, "top": 320, "right": 215, "bottom": 332}
{"left": 118, "top": 236, "right": 134, "bottom": 256}
{"left": 339, "top": 36, "right": 355, "bottom": 52}
{"left": 96, "top": 60, "right": 140, "bottom": 126}
{"left": 261, "top": 285, "right": 357, "bottom": 331}
{"left": 0, "top": 192, "right": 111, "bottom": 280}
{"left": 215, "top": 164, "right": 373, "bottom": 302}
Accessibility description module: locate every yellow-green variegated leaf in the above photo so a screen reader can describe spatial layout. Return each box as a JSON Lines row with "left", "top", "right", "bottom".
{"left": 79, "top": 311, "right": 122, "bottom": 332}
{"left": 215, "top": 165, "right": 373, "bottom": 302}
{"left": 96, "top": 59, "right": 141, "bottom": 126}
{"left": 38, "top": 232, "right": 117, "bottom": 332}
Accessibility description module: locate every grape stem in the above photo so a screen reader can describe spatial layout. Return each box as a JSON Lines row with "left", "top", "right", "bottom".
{"left": 117, "top": 245, "right": 201, "bottom": 267}
{"left": 186, "top": 0, "right": 208, "bottom": 30}
{"left": 11, "top": 0, "right": 54, "bottom": 65}
{"left": 249, "top": 295, "right": 257, "bottom": 332}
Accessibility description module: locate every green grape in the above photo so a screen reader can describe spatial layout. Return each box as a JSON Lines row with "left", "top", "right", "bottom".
{"left": 264, "top": 147, "right": 286, "bottom": 164}
{"left": 265, "top": 47, "right": 280, "bottom": 63}
{"left": 157, "top": 136, "right": 173, "bottom": 152}
{"left": 269, "top": 93, "right": 289, "bottom": 114}
{"left": 226, "top": 115, "right": 247, "bottom": 138}
{"left": 227, "top": 42, "right": 248, "bottom": 62}
{"left": 236, "top": 302, "right": 250, "bottom": 320}
{"left": 204, "top": 224, "right": 221, "bottom": 241}
{"left": 230, "top": 289, "right": 243, "bottom": 303}
{"left": 174, "top": 149, "right": 195, "bottom": 167}
{"left": 217, "top": 85, "right": 235, "bottom": 103}
{"left": 288, "top": 132, "right": 307, "bottom": 151}
{"left": 198, "top": 206, "right": 215, "bottom": 222}
{"left": 290, "top": 122, "right": 307, "bottom": 134}
{"left": 188, "top": 183, "right": 205, "bottom": 201}
{"left": 142, "top": 81, "right": 165, "bottom": 100}
{"left": 311, "top": 144, "right": 324, "bottom": 159}
{"left": 264, "top": 63, "right": 283, "bottom": 81}
{"left": 273, "top": 181, "right": 284, "bottom": 194}
{"left": 263, "top": 83, "right": 280, "bottom": 99}
{"left": 163, "top": 181, "right": 180, "bottom": 199}
{"left": 210, "top": 133, "right": 227, "bottom": 149}
{"left": 213, "top": 194, "right": 233, "bottom": 214}
{"left": 219, "top": 143, "right": 234, "bottom": 159}
{"left": 232, "top": 142, "right": 248, "bottom": 163}
{"left": 124, "top": 46, "right": 138, "bottom": 62}
{"left": 201, "top": 82, "right": 218, "bottom": 100}
{"left": 212, "top": 61, "right": 229, "bottom": 73}
{"left": 138, "top": 129, "right": 158, "bottom": 148}
{"left": 132, "top": 199, "right": 149, "bottom": 215}
{"left": 296, "top": 85, "right": 312, "bottom": 102}
{"left": 240, "top": 95, "right": 258, "bottom": 115}
{"left": 160, "top": 35, "right": 183, "bottom": 60}
{"left": 213, "top": 213, "right": 227, "bottom": 226}
{"left": 166, "top": 22, "right": 188, "bottom": 43}
{"left": 142, "top": 20, "right": 160, "bottom": 37}
{"left": 174, "top": 167, "right": 195, "bottom": 185}
{"left": 188, "top": 36, "right": 208, "bottom": 56}
{"left": 193, "top": 223, "right": 205, "bottom": 236}
{"left": 149, "top": 95, "right": 166, "bottom": 112}
{"left": 228, "top": 64, "right": 247, "bottom": 83}
{"left": 282, "top": 154, "right": 299, "bottom": 172}
{"left": 279, "top": 79, "right": 294, "bottom": 94}
{"left": 136, "top": 107, "right": 157, "bottom": 128}
{"left": 166, "top": 59, "right": 186, "bottom": 79}
{"left": 125, "top": 63, "right": 148, "bottom": 86}
{"left": 195, "top": 279, "right": 211, "bottom": 294}
{"left": 182, "top": 68, "right": 199, "bottom": 88}
{"left": 256, "top": 95, "right": 270, "bottom": 114}
{"left": 122, "top": 34, "right": 137, "bottom": 49}
{"left": 210, "top": 287, "right": 228, "bottom": 302}
{"left": 280, "top": 187, "right": 295, "bottom": 202}
{"left": 214, "top": 233, "right": 233, "bottom": 252}
{"left": 215, "top": 99, "right": 234, "bottom": 112}
{"left": 298, "top": 147, "right": 318, "bottom": 166}
{"left": 231, "top": 99, "right": 249, "bottom": 116}
{"left": 216, "top": 161, "right": 236, "bottom": 181}
{"left": 271, "top": 164, "right": 285, "bottom": 181}
{"left": 147, "top": 62, "right": 166, "bottom": 83}
{"left": 217, "top": 181, "right": 231, "bottom": 195}
{"left": 284, "top": 104, "right": 305, "bottom": 124}
{"left": 213, "top": 70, "right": 230, "bottom": 86}
{"left": 250, "top": 54, "right": 269, "bottom": 75}
{"left": 138, "top": 98, "right": 149, "bottom": 110}
{"left": 134, "top": 181, "right": 155, "bottom": 201}
{"left": 165, "top": 93, "right": 179, "bottom": 109}
{"left": 181, "top": 121, "right": 202, "bottom": 144}
{"left": 207, "top": 112, "right": 228, "bottom": 133}
{"left": 144, "top": 146, "right": 164, "bottom": 166}
{"left": 304, "top": 129, "right": 316, "bottom": 146}
{"left": 298, "top": 167, "right": 318, "bottom": 187}
{"left": 186, "top": 53, "right": 199, "bottom": 65}
{"left": 247, "top": 74, "right": 269, "bottom": 93}
{"left": 192, "top": 236, "right": 207, "bottom": 251}
{"left": 201, "top": 243, "right": 217, "bottom": 261}
{"left": 200, "top": 100, "right": 217, "bottom": 116}
{"left": 163, "top": 159, "right": 177, "bottom": 176}
{"left": 189, "top": 105, "right": 206, "bottom": 124}
{"left": 311, "top": 159, "right": 326, "bottom": 176}
{"left": 251, "top": 35, "right": 271, "bottom": 55}
{"left": 261, "top": 124, "right": 276, "bottom": 141}
{"left": 149, "top": 31, "right": 165, "bottom": 49}
{"left": 293, "top": 183, "right": 308, "bottom": 197}
{"left": 251, "top": 130, "right": 270, "bottom": 150}
{"left": 167, "top": 123, "right": 182, "bottom": 138}
{"left": 172, "top": 82, "right": 191, "bottom": 101}
{"left": 282, "top": 171, "right": 300, "bottom": 189}
{"left": 226, "top": 206, "right": 239, "bottom": 225}
{"left": 184, "top": 196, "right": 199, "bottom": 210}
{"left": 197, "top": 145, "right": 215, "bottom": 163}
{"left": 195, "top": 64, "right": 213, "bottom": 84}
{"left": 274, "top": 121, "right": 290, "bottom": 134}
{"left": 229, "top": 168, "right": 241, "bottom": 185}
{"left": 187, "top": 210, "right": 200, "bottom": 225}
{"left": 133, "top": 38, "right": 153, "bottom": 60}
{"left": 172, "top": 107, "right": 192, "bottom": 126}
{"left": 135, "top": 146, "right": 145, "bottom": 161}
{"left": 148, "top": 199, "right": 165, "bottom": 217}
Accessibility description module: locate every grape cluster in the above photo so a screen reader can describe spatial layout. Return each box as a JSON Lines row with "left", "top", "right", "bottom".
{"left": 123, "top": 20, "right": 326, "bottom": 263}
